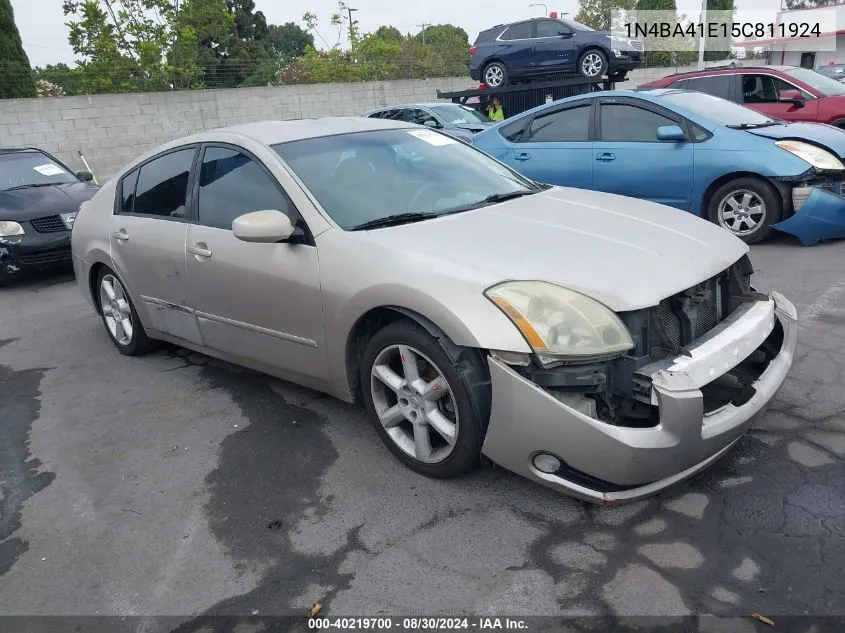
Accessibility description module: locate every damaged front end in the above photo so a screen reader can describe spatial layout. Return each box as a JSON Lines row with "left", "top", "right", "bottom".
{"left": 480, "top": 255, "right": 798, "bottom": 503}
{"left": 773, "top": 173, "right": 845, "bottom": 246}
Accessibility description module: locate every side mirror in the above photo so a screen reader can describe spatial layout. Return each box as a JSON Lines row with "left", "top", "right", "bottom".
{"left": 423, "top": 119, "right": 439, "bottom": 128}
{"left": 76, "top": 170, "right": 94, "bottom": 182}
{"left": 560, "top": 31, "right": 573, "bottom": 39}
{"left": 779, "top": 89, "right": 805, "bottom": 107}
{"left": 656, "top": 125, "right": 686, "bottom": 141}
{"left": 232, "top": 210, "right": 300, "bottom": 244}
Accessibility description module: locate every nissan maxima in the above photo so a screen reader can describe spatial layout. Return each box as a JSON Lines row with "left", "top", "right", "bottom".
{"left": 70, "top": 117, "right": 798, "bottom": 504}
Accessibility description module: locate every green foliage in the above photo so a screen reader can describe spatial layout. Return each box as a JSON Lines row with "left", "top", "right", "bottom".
{"left": 264, "top": 22, "right": 313, "bottom": 58}
{"left": 703, "top": 0, "right": 734, "bottom": 61}
{"left": 576, "top": 0, "right": 637, "bottom": 31}
{"left": 636, "top": 0, "right": 677, "bottom": 67}
{"left": 0, "top": 0, "right": 36, "bottom": 98}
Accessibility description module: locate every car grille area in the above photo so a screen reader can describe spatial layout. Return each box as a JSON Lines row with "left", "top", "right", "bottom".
{"left": 29, "top": 215, "right": 67, "bottom": 233}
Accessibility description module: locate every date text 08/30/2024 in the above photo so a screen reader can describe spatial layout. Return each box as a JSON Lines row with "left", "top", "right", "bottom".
{"left": 308, "top": 617, "right": 528, "bottom": 630}
{"left": 623, "top": 21, "right": 822, "bottom": 39}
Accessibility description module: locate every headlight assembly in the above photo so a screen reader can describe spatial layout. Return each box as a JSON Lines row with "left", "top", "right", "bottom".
{"left": 0, "top": 221, "right": 25, "bottom": 237}
{"left": 485, "top": 281, "right": 634, "bottom": 365}
{"left": 775, "top": 140, "right": 844, "bottom": 171}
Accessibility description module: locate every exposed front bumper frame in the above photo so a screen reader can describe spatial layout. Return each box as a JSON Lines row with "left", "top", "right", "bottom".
{"left": 480, "top": 292, "right": 798, "bottom": 505}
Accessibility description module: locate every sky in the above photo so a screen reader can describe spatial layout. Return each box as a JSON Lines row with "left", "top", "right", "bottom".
{"left": 12, "top": 0, "right": 781, "bottom": 68}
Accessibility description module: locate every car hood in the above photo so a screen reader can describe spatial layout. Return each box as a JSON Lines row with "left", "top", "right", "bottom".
{"left": 748, "top": 122, "right": 845, "bottom": 157}
{"left": 453, "top": 122, "right": 493, "bottom": 132}
{"left": 362, "top": 187, "right": 748, "bottom": 312}
{"left": 0, "top": 182, "right": 99, "bottom": 221}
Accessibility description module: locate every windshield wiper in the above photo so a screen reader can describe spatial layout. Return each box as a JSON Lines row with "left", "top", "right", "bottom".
{"left": 5, "top": 182, "right": 65, "bottom": 191}
{"left": 349, "top": 212, "right": 442, "bottom": 231}
{"left": 726, "top": 122, "right": 781, "bottom": 129}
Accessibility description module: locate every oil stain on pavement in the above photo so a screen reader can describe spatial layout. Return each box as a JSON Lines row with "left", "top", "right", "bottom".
{"left": 0, "top": 339, "right": 54, "bottom": 577}
{"left": 171, "top": 357, "right": 365, "bottom": 630}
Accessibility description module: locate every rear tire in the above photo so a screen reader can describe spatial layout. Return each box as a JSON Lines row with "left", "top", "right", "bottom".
{"left": 483, "top": 62, "right": 509, "bottom": 88}
{"left": 95, "top": 267, "right": 156, "bottom": 356}
{"left": 361, "top": 319, "right": 488, "bottom": 479}
{"left": 706, "top": 177, "right": 783, "bottom": 244}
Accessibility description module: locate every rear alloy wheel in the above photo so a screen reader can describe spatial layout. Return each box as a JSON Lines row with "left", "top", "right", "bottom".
{"left": 707, "top": 177, "right": 782, "bottom": 244}
{"left": 579, "top": 50, "right": 607, "bottom": 78}
{"left": 96, "top": 268, "right": 156, "bottom": 355}
{"left": 483, "top": 62, "right": 508, "bottom": 88}
{"left": 362, "top": 320, "right": 484, "bottom": 478}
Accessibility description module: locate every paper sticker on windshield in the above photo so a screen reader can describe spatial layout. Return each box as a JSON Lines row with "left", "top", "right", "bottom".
{"left": 407, "top": 130, "right": 456, "bottom": 146}
{"left": 33, "top": 164, "right": 65, "bottom": 176}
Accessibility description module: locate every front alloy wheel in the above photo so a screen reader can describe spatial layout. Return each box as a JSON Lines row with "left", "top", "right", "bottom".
{"left": 370, "top": 344, "right": 458, "bottom": 464}
{"left": 717, "top": 189, "right": 766, "bottom": 237}
{"left": 707, "top": 177, "right": 782, "bottom": 244}
{"left": 579, "top": 51, "right": 607, "bottom": 78}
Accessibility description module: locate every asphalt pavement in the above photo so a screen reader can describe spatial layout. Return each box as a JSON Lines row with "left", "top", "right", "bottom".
{"left": 0, "top": 235, "right": 843, "bottom": 628}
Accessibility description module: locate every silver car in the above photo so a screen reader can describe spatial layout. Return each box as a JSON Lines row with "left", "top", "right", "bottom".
{"left": 71, "top": 117, "right": 798, "bottom": 504}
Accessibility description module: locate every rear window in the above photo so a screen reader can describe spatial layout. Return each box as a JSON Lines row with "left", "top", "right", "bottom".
{"left": 673, "top": 75, "right": 734, "bottom": 100}
{"left": 474, "top": 28, "right": 500, "bottom": 44}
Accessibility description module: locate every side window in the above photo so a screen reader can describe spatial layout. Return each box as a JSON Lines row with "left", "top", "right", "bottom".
{"left": 119, "top": 168, "right": 139, "bottom": 214}
{"left": 406, "top": 108, "right": 439, "bottom": 127}
{"left": 525, "top": 104, "right": 591, "bottom": 142}
{"left": 133, "top": 148, "right": 195, "bottom": 218}
{"left": 499, "top": 118, "right": 529, "bottom": 142}
{"left": 741, "top": 74, "right": 782, "bottom": 104}
{"left": 536, "top": 20, "right": 569, "bottom": 38}
{"left": 772, "top": 77, "right": 812, "bottom": 99}
{"left": 600, "top": 104, "right": 677, "bottom": 142}
{"left": 690, "top": 122, "right": 710, "bottom": 141}
{"left": 382, "top": 109, "right": 405, "bottom": 121}
{"left": 677, "top": 75, "right": 734, "bottom": 100}
{"left": 197, "top": 146, "right": 296, "bottom": 231}
{"left": 367, "top": 111, "right": 384, "bottom": 119}
{"left": 501, "top": 22, "right": 533, "bottom": 40}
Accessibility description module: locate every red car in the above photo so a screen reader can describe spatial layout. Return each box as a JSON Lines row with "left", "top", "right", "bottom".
{"left": 640, "top": 65, "right": 845, "bottom": 128}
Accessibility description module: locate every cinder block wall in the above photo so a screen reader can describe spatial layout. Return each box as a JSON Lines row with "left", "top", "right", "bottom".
{"left": 0, "top": 77, "right": 475, "bottom": 182}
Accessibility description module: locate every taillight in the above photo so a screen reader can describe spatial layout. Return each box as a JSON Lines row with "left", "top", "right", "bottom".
{"left": 470, "top": 46, "right": 478, "bottom": 55}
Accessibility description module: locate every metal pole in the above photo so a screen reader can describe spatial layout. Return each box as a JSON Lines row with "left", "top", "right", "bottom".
{"left": 698, "top": 0, "right": 707, "bottom": 70}
{"left": 528, "top": 3, "right": 548, "bottom": 15}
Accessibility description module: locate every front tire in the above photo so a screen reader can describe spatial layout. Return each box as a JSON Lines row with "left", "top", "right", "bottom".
{"left": 579, "top": 49, "right": 608, "bottom": 78}
{"left": 707, "top": 177, "right": 783, "bottom": 244}
{"left": 96, "top": 267, "right": 156, "bottom": 356}
{"left": 483, "top": 62, "right": 509, "bottom": 88}
{"left": 361, "top": 319, "right": 486, "bottom": 479}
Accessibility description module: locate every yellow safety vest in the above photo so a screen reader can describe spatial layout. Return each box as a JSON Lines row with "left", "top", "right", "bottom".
{"left": 487, "top": 105, "right": 504, "bottom": 121}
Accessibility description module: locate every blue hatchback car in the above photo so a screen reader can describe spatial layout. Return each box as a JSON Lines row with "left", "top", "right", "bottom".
{"left": 473, "top": 88, "right": 845, "bottom": 245}
{"left": 470, "top": 17, "right": 644, "bottom": 88}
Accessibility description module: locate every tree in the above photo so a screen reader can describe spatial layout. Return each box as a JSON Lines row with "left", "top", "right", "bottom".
{"left": 786, "top": 0, "right": 837, "bottom": 8}
{"left": 636, "top": 0, "right": 677, "bottom": 67}
{"left": 264, "top": 22, "right": 313, "bottom": 59}
{"left": 0, "top": 0, "right": 36, "bottom": 98}
{"left": 703, "top": 0, "right": 734, "bottom": 61}
{"left": 576, "top": 0, "right": 637, "bottom": 31}
{"left": 34, "top": 64, "right": 81, "bottom": 96}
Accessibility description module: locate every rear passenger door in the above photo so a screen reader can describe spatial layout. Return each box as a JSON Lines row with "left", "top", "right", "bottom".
{"left": 592, "top": 97, "right": 694, "bottom": 210}
{"left": 503, "top": 100, "right": 594, "bottom": 188}
{"left": 109, "top": 146, "right": 203, "bottom": 345}
{"left": 673, "top": 74, "right": 740, "bottom": 102}
{"left": 496, "top": 21, "right": 536, "bottom": 73}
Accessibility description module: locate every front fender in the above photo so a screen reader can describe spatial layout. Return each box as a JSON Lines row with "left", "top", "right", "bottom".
{"left": 772, "top": 186, "right": 845, "bottom": 246}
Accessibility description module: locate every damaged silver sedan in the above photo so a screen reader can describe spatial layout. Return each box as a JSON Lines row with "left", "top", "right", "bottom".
{"left": 70, "top": 117, "right": 798, "bottom": 504}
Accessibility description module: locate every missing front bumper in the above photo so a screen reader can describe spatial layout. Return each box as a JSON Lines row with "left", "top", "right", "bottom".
{"left": 480, "top": 292, "right": 798, "bottom": 504}
{"left": 775, "top": 186, "right": 845, "bottom": 246}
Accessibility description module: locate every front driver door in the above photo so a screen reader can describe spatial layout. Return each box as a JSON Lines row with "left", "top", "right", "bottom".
{"left": 592, "top": 98, "right": 694, "bottom": 210}
{"left": 108, "top": 146, "right": 202, "bottom": 345}
{"left": 184, "top": 144, "right": 329, "bottom": 384}
{"left": 504, "top": 100, "right": 594, "bottom": 188}
{"left": 532, "top": 19, "right": 577, "bottom": 71}
{"left": 740, "top": 73, "right": 819, "bottom": 122}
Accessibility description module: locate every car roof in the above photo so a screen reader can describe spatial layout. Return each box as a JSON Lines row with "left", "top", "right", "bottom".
{"left": 0, "top": 147, "right": 46, "bottom": 154}
{"left": 215, "top": 116, "right": 413, "bottom": 145}
{"left": 366, "top": 102, "right": 468, "bottom": 111}
{"left": 660, "top": 65, "right": 796, "bottom": 80}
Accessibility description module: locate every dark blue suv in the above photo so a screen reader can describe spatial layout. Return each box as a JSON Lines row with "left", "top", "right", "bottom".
{"left": 469, "top": 17, "right": 643, "bottom": 88}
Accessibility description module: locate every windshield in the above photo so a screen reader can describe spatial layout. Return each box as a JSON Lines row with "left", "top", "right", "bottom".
{"left": 273, "top": 129, "right": 538, "bottom": 230}
{"left": 816, "top": 65, "right": 845, "bottom": 77}
{"left": 783, "top": 67, "right": 845, "bottom": 96}
{"left": 430, "top": 104, "right": 491, "bottom": 125}
{"left": 659, "top": 90, "right": 777, "bottom": 126}
{"left": 0, "top": 151, "right": 78, "bottom": 192}
{"left": 563, "top": 18, "right": 594, "bottom": 31}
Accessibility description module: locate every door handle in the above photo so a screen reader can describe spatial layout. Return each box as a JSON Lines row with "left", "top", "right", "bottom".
{"left": 187, "top": 243, "right": 212, "bottom": 259}
{"left": 112, "top": 230, "right": 129, "bottom": 241}
{"left": 514, "top": 152, "right": 532, "bottom": 162}
{"left": 595, "top": 152, "right": 616, "bottom": 162}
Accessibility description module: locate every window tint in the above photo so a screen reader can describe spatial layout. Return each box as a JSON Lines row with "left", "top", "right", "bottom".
{"left": 406, "top": 109, "right": 439, "bottom": 126}
{"left": 119, "top": 168, "right": 139, "bottom": 214}
{"left": 499, "top": 118, "right": 528, "bottom": 142}
{"left": 133, "top": 148, "right": 194, "bottom": 218}
{"left": 600, "top": 104, "right": 676, "bottom": 142}
{"left": 525, "top": 105, "right": 591, "bottom": 142}
{"left": 536, "top": 20, "right": 569, "bottom": 37}
{"left": 197, "top": 147, "right": 294, "bottom": 231}
{"left": 676, "top": 75, "right": 733, "bottom": 100}
{"left": 740, "top": 74, "right": 810, "bottom": 103}
{"left": 501, "top": 22, "right": 532, "bottom": 40}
